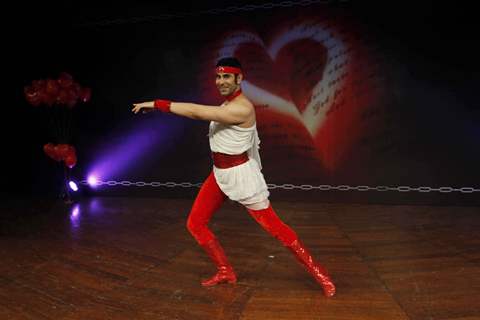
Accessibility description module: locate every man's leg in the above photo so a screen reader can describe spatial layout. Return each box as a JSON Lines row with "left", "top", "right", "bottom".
{"left": 246, "top": 202, "right": 335, "bottom": 297}
{"left": 186, "top": 171, "right": 236, "bottom": 286}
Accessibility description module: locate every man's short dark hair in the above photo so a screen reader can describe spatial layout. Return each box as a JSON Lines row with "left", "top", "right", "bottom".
{"left": 216, "top": 57, "right": 242, "bottom": 69}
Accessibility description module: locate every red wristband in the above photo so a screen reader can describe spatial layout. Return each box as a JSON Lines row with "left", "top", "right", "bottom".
{"left": 154, "top": 99, "right": 171, "bottom": 112}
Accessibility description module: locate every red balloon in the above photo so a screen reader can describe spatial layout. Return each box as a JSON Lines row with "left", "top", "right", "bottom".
{"left": 43, "top": 92, "right": 56, "bottom": 107}
{"left": 52, "top": 145, "right": 64, "bottom": 162}
{"left": 32, "top": 79, "right": 46, "bottom": 92}
{"left": 43, "top": 143, "right": 54, "bottom": 155}
{"left": 24, "top": 85, "right": 42, "bottom": 106}
{"left": 56, "top": 144, "right": 70, "bottom": 159}
{"left": 64, "top": 154, "right": 77, "bottom": 168}
{"left": 44, "top": 143, "right": 61, "bottom": 161}
{"left": 79, "top": 87, "right": 92, "bottom": 103}
{"left": 67, "top": 145, "right": 76, "bottom": 155}
{"left": 56, "top": 89, "right": 70, "bottom": 105}
{"left": 27, "top": 95, "right": 42, "bottom": 106}
{"left": 45, "top": 79, "right": 60, "bottom": 97}
{"left": 63, "top": 88, "right": 78, "bottom": 108}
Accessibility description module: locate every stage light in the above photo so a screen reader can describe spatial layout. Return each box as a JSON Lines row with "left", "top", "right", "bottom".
{"left": 68, "top": 181, "right": 79, "bottom": 191}
{"left": 87, "top": 116, "right": 185, "bottom": 187}
{"left": 87, "top": 175, "right": 98, "bottom": 187}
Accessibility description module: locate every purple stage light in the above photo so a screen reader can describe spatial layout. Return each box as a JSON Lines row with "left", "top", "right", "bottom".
{"left": 87, "top": 175, "right": 99, "bottom": 187}
{"left": 86, "top": 115, "right": 186, "bottom": 186}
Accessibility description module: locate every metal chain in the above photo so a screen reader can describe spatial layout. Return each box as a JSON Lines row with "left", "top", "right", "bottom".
{"left": 79, "top": 180, "right": 479, "bottom": 193}
{"left": 77, "top": 0, "right": 345, "bottom": 27}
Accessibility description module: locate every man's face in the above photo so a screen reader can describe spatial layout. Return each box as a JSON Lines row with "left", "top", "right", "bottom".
{"left": 215, "top": 72, "right": 241, "bottom": 96}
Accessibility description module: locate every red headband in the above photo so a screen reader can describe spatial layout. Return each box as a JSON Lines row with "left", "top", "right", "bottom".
{"left": 216, "top": 66, "right": 242, "bottom": 74}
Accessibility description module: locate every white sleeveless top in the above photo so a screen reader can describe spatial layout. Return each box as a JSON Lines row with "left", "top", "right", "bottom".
{"left": 208, "top": 121, "right": 270, "bottom": 205}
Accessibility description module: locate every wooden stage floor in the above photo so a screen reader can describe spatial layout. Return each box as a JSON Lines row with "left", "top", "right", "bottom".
{"left": 1, "top": 197, "right": 479, "bottom": 319}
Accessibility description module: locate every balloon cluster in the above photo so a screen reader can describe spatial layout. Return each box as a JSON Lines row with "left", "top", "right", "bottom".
{"left": 24, "top": 72, "right": 91, "bottom": 108}
{"left": 43, "top": 143, "right": 77, "bottom": 168}
{"left": 24, "top": 72, "right": 90, "bottom": 170}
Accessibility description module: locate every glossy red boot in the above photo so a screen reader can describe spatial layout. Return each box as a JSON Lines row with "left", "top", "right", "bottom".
{"left": 287, "top": 239, "right": 336, "bottom": 297}
{"left": 200, "top": 238, "right": 237, "bottom": 287}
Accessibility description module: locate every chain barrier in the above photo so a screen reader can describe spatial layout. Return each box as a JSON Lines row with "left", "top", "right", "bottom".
{"left": 76, "top": 0, "right": 346, "bottom": 27}
{"left": 79, "top": 180, "right": 479, "bottom": 193}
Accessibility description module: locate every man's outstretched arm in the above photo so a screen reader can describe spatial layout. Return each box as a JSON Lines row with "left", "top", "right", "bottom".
{"left": 132, "top": 100, "right": 252, "bottom": 126}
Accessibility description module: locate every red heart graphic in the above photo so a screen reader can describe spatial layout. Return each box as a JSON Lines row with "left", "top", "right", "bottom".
{"left": 235, "top": 38, "right": 327, "bottom": 114}
{"left": 201, "top": 25, "right": 381, "bottom": 176}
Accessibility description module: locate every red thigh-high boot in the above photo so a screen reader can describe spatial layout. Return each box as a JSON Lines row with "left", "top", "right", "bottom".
{"left": 186, "top": 172, "right": 236, "bottom": 286}
{"left": 247, "top": 204, "right": 335, "bottom": 297}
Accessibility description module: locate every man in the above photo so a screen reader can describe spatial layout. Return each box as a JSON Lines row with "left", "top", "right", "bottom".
{"left": 132, "top": 57, "right": 335, "bottom": 297}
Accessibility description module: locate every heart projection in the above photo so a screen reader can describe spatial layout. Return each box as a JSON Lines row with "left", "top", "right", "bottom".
{"left": 200, "top": 21, "right": 381, "bottom": 175}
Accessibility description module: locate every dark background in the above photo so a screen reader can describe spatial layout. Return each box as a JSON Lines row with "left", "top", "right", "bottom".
{"left": 3, "top": 1, "right": 479, "bottom": 205}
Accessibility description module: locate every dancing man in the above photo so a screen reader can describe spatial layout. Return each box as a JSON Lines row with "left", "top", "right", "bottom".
{"left": 132, "top": 57, "right": 335, "bottom": 297}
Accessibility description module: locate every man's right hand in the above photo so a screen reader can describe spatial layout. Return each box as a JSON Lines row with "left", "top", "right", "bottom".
{"left": 132, "top": 101, "right": 154, "bottom": 114}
